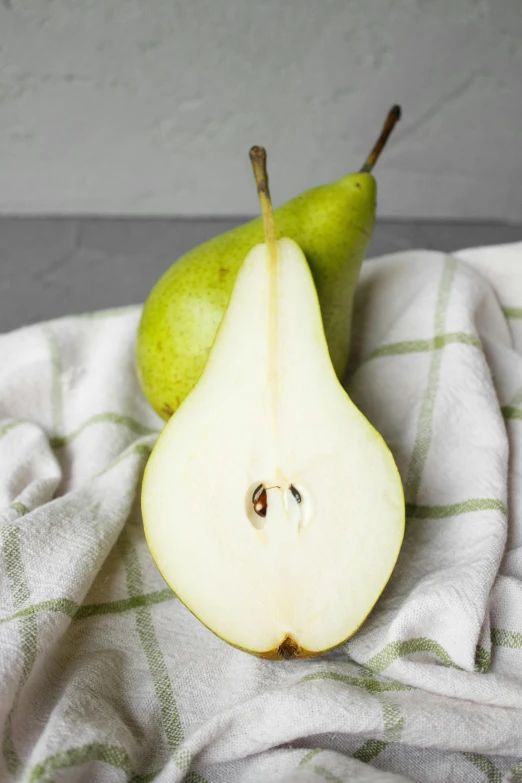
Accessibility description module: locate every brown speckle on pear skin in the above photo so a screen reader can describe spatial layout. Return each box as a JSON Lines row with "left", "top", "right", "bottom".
{"left": 162, "top": 403, "right": 174, "bottom": 418}
{"left": 218, "top": 268, "right": 230, "bottom": 279}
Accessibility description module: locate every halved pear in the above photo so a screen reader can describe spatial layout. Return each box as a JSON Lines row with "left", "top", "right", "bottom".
{"left": 142, "top": 237, "right": 404, "bottom": 659}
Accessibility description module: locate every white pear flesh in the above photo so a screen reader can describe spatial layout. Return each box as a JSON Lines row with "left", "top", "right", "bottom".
{"left": 142, "top": 237, "right": 404, "bottom": 658}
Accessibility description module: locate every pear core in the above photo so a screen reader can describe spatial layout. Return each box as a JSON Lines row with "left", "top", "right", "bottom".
{"left": 142, "top": 238, "right": 404, "bottom": 658}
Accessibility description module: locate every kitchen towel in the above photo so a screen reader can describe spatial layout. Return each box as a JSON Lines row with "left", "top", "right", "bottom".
{"left": 1, "top": 242, "right": 522, "bottom": 782}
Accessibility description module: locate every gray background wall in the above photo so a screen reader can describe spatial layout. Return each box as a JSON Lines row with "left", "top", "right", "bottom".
{"left": 0, "top": 0, "right": 521, "bottom": 220}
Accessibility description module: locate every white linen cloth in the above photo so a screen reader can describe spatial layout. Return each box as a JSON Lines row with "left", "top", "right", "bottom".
{"left": 1, "top": 242, "right": 522, "bottom": 782}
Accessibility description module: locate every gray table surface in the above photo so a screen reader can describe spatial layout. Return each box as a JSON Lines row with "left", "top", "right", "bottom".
{"left": 1, "top": 217, "right": 521, "bottom": 333}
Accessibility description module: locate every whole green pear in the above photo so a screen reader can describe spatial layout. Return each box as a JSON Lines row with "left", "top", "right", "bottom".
{"left": 137, "top": 107, "right": 400, "bottom": 420}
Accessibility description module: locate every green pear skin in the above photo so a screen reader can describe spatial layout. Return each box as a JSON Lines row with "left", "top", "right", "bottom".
{"left": 137, "top": 173, "right": 376, "bottom": 420}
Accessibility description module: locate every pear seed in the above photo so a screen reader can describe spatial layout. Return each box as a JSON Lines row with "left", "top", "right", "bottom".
{"left": 289, "top": 485, "right": 302, "bottom": 504}
{"left": 252, "top": 484, "right": 267, "bottom": 518}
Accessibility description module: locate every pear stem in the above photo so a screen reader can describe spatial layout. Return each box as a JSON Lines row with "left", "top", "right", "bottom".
{"left": 360, "top": 105, "right": 402, "bottom": 173}
{"left": 249, "top": 146, "right": 278, "bottom": 263}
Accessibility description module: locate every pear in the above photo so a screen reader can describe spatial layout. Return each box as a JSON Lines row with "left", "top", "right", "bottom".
{"left": 137, "top": 106, "right": 401, "bottom": 419}
{"left": 142, "top": 147, "right": 405, "bottom": 659}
